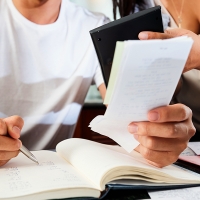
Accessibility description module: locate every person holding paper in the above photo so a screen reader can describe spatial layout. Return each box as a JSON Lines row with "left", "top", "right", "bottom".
{"left": 0, "top": 0, "right": 196, "bottom": 168}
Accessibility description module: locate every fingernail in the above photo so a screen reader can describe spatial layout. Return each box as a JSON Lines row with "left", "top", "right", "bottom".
{"left": 133, "top": 134, "right": 138, "bottom": 140}
{"left": 128, "top": 124, "right": 138, "bottom": 133}
{"left": 139, "top": 32, "right": 148, "bottom": 40}
{"left": 148, "top": 111, "right": 159, "bottom": 121}
{"left": 12, "top": 126, "right": 21, "bottom": 136}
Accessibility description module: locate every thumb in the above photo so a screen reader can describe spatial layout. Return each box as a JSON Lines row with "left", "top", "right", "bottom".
{"left": 138, "top": 28, "right": 190, "bottom": 40}
{"left": 3, "top": 116, "right": 24, "bottom": 139}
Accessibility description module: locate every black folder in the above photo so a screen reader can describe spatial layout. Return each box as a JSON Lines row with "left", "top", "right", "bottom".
{"left": 90, "top": 6, "right": 164, "bottom": 87}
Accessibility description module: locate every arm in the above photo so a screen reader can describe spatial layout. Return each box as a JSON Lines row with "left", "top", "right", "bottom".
{"left": 0, "top": 116, "right": 24, "bottom": 166}
{"left": 98, "top": 83, "right": 106, "bottom": 101}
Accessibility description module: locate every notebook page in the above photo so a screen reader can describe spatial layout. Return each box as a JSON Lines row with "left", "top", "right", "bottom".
{"left": 56, "top": 138, "right": 200, "bottom": 191}
{"left": 0, "top": 151, "right": 99, "bottom": 199}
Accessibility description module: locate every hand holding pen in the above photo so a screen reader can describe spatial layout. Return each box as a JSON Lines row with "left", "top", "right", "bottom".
{"left": 0, "top": 116, "right": 38, "bottom": 166}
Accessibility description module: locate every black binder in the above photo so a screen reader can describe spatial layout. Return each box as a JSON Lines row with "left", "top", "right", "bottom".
{"left": 90, "top": 6, "right": 164, "bottom": 87}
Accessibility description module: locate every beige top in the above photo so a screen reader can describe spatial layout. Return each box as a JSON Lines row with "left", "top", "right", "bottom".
{"left": 154, "top": 0, "right": 200, "bottom": 134}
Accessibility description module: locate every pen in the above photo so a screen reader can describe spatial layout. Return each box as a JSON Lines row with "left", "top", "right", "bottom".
{"left": 20, "top": 145, "right": 39, "bottom": 164}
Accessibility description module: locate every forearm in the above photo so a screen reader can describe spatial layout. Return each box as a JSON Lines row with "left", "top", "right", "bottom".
{"left": 98, "top": 83, "right": 106, "bottom": 101}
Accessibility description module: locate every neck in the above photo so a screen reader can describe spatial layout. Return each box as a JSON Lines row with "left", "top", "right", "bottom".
{"left": 12, "top": 0, "right": 62, "bottom": 24}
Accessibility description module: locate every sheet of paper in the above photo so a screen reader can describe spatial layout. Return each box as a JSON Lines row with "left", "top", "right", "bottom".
{"left": 106, "top": 38, "right": 193, "bottom": 121}
{"left": 178, "top": 156, "right": 200, "bottom": 166}
{"left": 104, "top": 42, "right": 125, "bottom": 104}
{"left": 0, "top": 151, "right": 97, "bottom": 199}
{"left": 89, "top": 115, "right": 139, "bottom": 152}
{"left": 180, "top": 147, "right": 196, "bottom": 156}
{"left": 188, "top": 142, "right": 200, "bottom": 155}
{"left": 148, "top": 186, "right": 200, "bottom": 200}
{"left": 90, "top": 37, "right": 193, "bottom": 152}
{"left": 178, "top": 142, "right": 200, "bottom": 166}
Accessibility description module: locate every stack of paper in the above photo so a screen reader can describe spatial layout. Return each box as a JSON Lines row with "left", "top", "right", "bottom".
{"left": 89, "top": 36, "right": 193, "bottom": 152}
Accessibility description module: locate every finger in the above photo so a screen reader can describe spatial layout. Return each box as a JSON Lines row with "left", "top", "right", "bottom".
{"left": 0, "top": 160, "right": 9, "bottom": 167}
{"left": 134, "top": 145, "right": 140, "bottom": 153}
{"left": 0, "top": 119, "right": 7, "bottom": 136}
{"left": 0, "top": 136, "right": 22, "bottom": 151}
{"left": 3, "top": 116, "right": 24, "bottom": 139}
{"left": 134, "top": 135, "right": 187, "bottom": 152}
{"left": 139, "top": 144, "right": 179, "bottom": 168}
{"left": 138, "top": 31, "right": 173, "bottom": 40}
{"left": 147, "top": 104, "right": 192, "bottom": 123}
{"left": 138, "top": 28, "right": 189, "bottom": 40}
{"left": 0, "top": 150, "right": 19, "bottom": 161}
{"left": 129, "top": 119, "right": 195, "bottom": 139}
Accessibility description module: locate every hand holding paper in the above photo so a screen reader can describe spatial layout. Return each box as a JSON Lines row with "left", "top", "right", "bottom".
{"left": 90, "top": 36, "right": 196, "bottom": 167}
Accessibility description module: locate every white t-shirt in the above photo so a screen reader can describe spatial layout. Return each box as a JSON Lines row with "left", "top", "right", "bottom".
{"left": 0, "top": 0, "right": 107, "bottom": 150}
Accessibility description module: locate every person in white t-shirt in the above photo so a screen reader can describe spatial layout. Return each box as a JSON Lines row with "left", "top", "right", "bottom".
{"left": 0, "top": 0, "right": 195, "bottom": 168}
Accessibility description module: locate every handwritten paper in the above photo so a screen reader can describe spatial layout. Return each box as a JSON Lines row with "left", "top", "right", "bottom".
{"left": 188, "top": 142, "right": 200, "bottom": 155}
{"left": 0, "top": 151, "right": 96, "bottom": 199}
{"left": 90, "top": 37, "right": 193, "bottom": 152}
{"left": 180, "top": 147, "right": 196, "bottom": 156}
{"left": 148, "top": 186, "right": 200, "bottom": 200}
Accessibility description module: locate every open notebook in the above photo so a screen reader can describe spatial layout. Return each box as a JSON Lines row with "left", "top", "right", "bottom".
{"left": 1, "top": 138, "right": 200, "bottom": 200}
